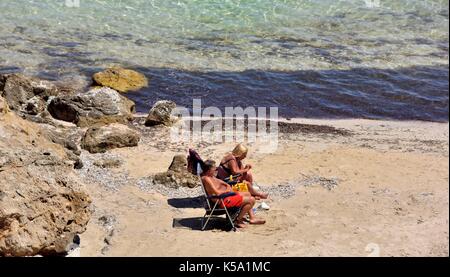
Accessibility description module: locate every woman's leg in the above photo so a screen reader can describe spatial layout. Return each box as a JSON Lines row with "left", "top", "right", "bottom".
{"left": 248, "top": 209, "right": 266, "bottom": 225}
{"left": 243, "top": 172, "right": 268, "bottom": 199}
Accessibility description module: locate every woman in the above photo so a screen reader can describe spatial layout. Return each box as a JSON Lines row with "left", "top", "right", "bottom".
{"left": 217, "top": 143, "right": 268, "bottom": 199}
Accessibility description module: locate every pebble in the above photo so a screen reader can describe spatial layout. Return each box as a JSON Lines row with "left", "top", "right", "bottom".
{"left": 77, "top": 150, "right": 338, "bottom": 200}
{"left": 78, "top": 152, "right": 132, "bottom": 191}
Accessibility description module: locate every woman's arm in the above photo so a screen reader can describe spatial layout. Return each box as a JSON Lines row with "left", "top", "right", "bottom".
{"left": 227, "top": 159, "right": 250, "bottom": 175}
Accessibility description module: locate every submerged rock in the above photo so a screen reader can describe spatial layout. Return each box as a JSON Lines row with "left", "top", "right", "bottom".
{"left": 81, "top": 123, "right": 140, "bottom": 153}
{"left": 93, "top": 67, "right": 148, "bottom": 93}
{"left": 145, "top": 100, "right": 179, "bottom": 127}
{"left": 48, "top": 87, "right": 135, "bottom": 127}
{"left": 0, "top": 111, "right": 91, "bottom": 257}
{"left": 153, "top": 154, "right": 200, "bottom": 188}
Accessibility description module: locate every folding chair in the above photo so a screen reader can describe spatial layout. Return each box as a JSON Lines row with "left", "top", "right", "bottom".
{"left": 200, "top": 182, "right": 241, "bottom": 232}
{"left": 187, "top": 149, "right": 241, "bottom": 231}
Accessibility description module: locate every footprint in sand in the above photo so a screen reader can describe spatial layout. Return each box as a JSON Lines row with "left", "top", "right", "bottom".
{"left": 277, "top": 240, "right": 304, "bottom": 251}
{"left": 248, "top": 210, "right": 297, "bottom": 235}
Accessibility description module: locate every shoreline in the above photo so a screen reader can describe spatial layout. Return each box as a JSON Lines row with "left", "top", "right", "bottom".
{"left": 134, "top": 113, "right": 450, "bottom": 125}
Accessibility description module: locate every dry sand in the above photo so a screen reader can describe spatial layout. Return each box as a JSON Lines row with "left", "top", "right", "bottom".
{"left": 78, "top": 118, "right": 449, "bottom": 257}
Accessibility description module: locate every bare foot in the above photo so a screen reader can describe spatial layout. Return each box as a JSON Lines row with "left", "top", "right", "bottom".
{"left": 235, "top": 220, "right": 247, "bottom": 228}
{"left": 259, "top": 192, "right": 269, "bottom": 200}
{"left": 249, "top": 218, "right": 266, "bottom": 225}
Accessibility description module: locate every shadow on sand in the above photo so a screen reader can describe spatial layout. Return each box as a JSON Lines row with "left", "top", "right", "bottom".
{"left": 167, "top": 196, "right": 204, "bottom": 209}
{"left": 172, "top": 217, "right": 232, "bottom": 232}
{"left": 168, "top": 196, "right": 233, "bottom": 231}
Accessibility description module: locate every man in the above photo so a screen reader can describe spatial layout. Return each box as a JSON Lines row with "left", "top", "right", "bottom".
{"left": 201, "top": 160, "right": 266, "bottom": 228}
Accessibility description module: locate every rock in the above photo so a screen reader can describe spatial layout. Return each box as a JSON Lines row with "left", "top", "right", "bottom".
{"left": 153, "top": 155, "right": 200, "bottom": 188}
{"left": 39, "top": 124, "right": 83, "bottom": 156}
{"left": 0, "top": 111, "right": 91, "bottom": 257}
{"left": 1, "top": 74, "right": 34, "bottom": 111}
{"left": 1, "top": 74, "right": 57, "bottom": 112}
{"left": 81, "top": 123, "right": 140, "bottom": 154}
{"left": 93, "top": 67, "right": 148, "bottom": 93}
{"left": 93, "top": 157, "right": 123, "bottom": 168}
{"left": 48, "top": 87, "right": 135, "bottom": 127}
{"left": 168, "top": 154, "right": 188, "bottom": 172}
{"left": 65, "top": 235, "right": 81, "bottom": 257}
{"left": 29, "top": 78, "right": 58, "bottom": 98}
{"left": 73, "top": 158, "right": 84, "bottom": 170}
{"left": 145, "top": 100, "right": 178, "bottom": 127}
{"left": 0, "top": 74, "right": 6, "bottom": 92}
{"left": 0, "top": 96, "right": 9, "bottom": 115}
{"left": 24, "top": 96, "right": 46, "bottom": 115}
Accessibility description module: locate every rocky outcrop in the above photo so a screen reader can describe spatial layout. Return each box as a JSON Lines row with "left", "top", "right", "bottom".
{"left": 48, "top": 87, "right": 135, "bottom": 127}
{"left": 0, "top": 111, "right": 91, "bottom": 257}
{"left": 81, "top": 123, "right": 141, "bottom": 154}
{"left": 168, "top": 154, "right": 190, "bottom": 172}
{"left": 153, "top": 155, "right": 200, "bottom": 188}
{"left": 0, "top": 74, "right": 57, "bottom": 113}
{"left": 24, "top": 96, "right": 46, "bottom": 115}
{"left": 0, "top": 95, "right": 9, "bottom": 114}
{"left": 145, "top": 100, "right": 178, "bottom": 127}
{"left": 39, "top": 124, "right": 83, "bottom": 156}
{"left": 0, "top": 75, "right": 6, "bottom": 92}
{"left": 93, "top": 67, "right": 148, "bottom": 93}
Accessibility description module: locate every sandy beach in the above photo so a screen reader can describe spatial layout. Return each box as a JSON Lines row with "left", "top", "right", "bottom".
{"left": 76, "top": 117, "right": 449, "bottom": 257}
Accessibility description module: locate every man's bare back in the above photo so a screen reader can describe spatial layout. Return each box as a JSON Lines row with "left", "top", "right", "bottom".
{"left": 201, "top": 175, "right": 231, "bottom": 197}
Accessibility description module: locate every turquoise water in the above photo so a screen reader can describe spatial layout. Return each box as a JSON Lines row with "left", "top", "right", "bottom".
{"left": 0, "top": 0, "right": 448, "bottom": 121}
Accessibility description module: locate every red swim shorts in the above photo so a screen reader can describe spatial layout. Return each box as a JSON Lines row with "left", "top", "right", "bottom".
{"left": 220, "top": 194, "right": 243, "bottom": 208}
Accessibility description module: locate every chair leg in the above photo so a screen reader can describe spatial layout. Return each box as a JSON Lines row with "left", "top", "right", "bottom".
{"left": 222, "top": 200, "right": 236, "bottom": 231}
{"left": 201, "top": 212, "right": 208, "bottom": 231}
{"left": 202, "top": 201, "right": 219, "bottom": 231}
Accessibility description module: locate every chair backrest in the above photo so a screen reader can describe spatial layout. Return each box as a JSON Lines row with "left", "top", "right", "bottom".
{"left": 188, "top": 149, "right": 205, "bottom": 175}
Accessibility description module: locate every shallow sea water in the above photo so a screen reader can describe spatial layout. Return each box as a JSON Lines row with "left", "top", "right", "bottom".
{"left": 0, "top": 0, "right": 448, "bottom": 121}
